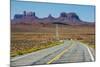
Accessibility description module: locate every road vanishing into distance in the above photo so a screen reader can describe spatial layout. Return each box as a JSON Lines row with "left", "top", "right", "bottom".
{"left": 11, "top": 40, "right": 95, "bottom": 66}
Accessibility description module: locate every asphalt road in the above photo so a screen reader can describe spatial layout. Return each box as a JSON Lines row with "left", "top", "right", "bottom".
{"left": 11, "top": 40, "right": 95, "bottom": 66}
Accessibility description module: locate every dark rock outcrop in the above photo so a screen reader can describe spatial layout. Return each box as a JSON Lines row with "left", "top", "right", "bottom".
{"left": 11, "top": 11, "right": 94, "bottom": 26}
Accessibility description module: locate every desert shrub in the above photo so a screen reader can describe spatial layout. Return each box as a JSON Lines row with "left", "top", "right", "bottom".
{"left": 17, "top": 51, "right": 24, "bottom": 55}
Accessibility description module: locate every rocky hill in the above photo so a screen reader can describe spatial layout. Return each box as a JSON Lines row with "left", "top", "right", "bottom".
{"left": 11, "top": 11, "right": 95, "bottom": 26}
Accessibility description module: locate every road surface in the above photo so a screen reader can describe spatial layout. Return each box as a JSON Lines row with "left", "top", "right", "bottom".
{"left": 11, "top": 40, "right": 95, "bottom": 66}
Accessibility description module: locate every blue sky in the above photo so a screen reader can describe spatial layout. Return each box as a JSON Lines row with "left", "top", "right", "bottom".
{"left": 11, "top": 0, "right": 95, "bottom": 22}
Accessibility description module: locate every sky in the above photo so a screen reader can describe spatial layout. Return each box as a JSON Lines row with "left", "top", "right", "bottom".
{"left": 11, "top": 0, "right": 95, "bottom": 22}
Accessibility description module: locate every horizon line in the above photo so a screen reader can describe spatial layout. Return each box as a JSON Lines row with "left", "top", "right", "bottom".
{"left": 11, "top": 11, "right": 95, "bottom": 23}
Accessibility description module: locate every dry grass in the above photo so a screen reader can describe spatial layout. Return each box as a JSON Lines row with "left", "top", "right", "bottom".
{"left": 11, "top": 40, "right": 63, "bottom": 57}
{"left": 11, "top": 24, "right": 95, "bottom": 57}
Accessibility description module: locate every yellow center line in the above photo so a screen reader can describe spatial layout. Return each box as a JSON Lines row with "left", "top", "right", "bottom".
{"left": 47, "top": 42, "right": 75, "bottom": 64}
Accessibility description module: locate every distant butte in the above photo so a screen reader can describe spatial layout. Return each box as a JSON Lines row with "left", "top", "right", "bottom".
{"left": 11, "top": 11, "right": 95, "bottom": 26}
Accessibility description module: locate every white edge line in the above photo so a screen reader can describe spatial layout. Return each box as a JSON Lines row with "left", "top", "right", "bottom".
{"left": 80, "top": 42, "right": 95, "bottom": 61}
{"left": 85, "top": 45, "right": 95, "bottom": 61}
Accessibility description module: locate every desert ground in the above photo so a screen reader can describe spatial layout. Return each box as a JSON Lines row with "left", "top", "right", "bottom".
{"left": 11, "top": 24, "right": 95, "bottom": 57}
